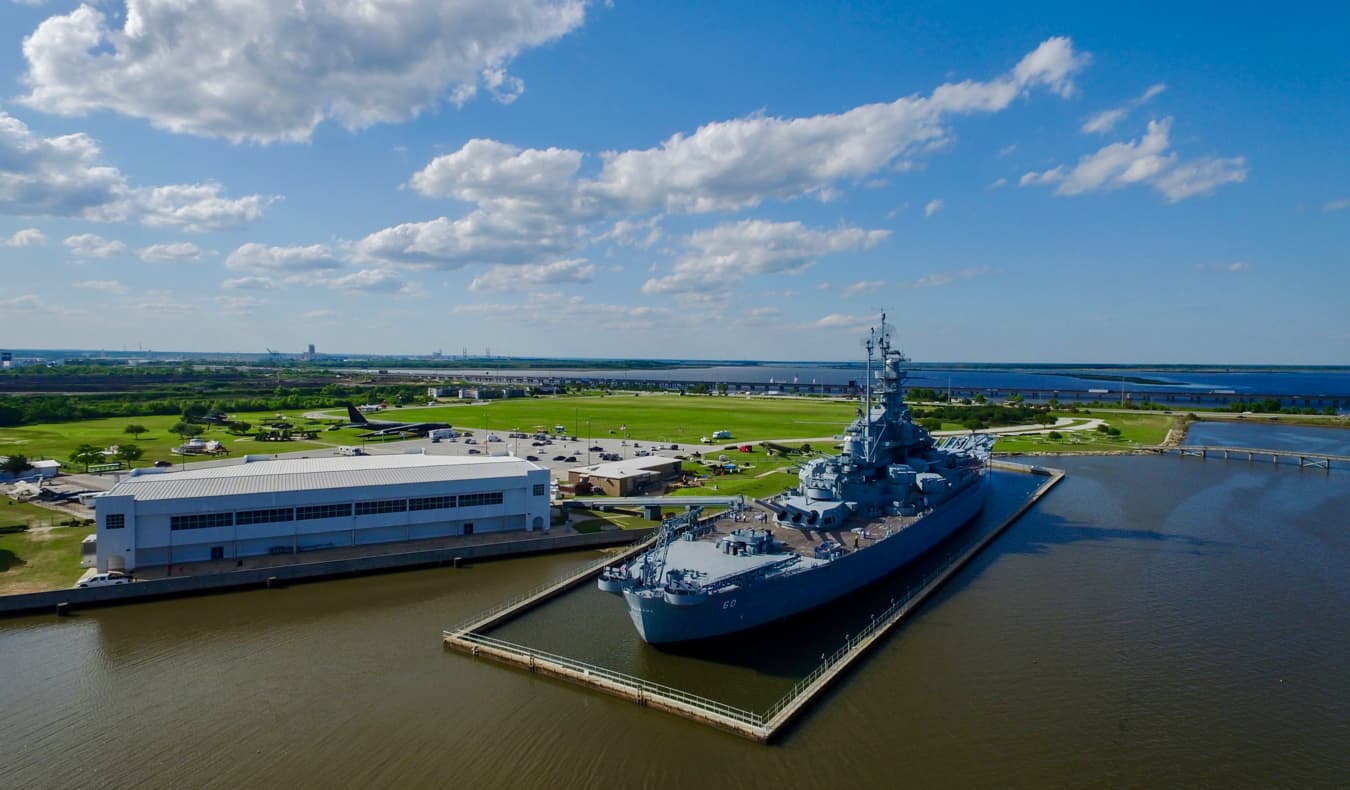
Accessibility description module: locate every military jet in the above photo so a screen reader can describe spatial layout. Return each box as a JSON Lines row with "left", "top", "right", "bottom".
{"left": 342, "top": 403, "right": 451, "bottom": 438}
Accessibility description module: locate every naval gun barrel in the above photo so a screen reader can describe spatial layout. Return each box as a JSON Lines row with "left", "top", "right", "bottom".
{"left": 777, "top": 501, "right": 820, "bottom": 526}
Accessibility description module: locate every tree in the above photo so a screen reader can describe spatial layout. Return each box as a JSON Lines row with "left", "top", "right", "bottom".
{"left": 69, "top": 444, "right": 104, "bottom": 472}
{"left": 181, "top": 403, "right": 208, "bottom": 421}
{"left": 2, "top": 454, "right": 32, "bottom": 475}
{"left": 116, "top": 444, "right": 144, "bottom": 467}
{"left": 124, "top": 423, "right": 148, "bottom": 439}
{"left": 169, "top": 421, "right": 199, "bottom": 440}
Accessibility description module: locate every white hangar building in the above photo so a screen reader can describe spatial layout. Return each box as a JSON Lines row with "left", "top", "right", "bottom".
{"left": 94, "top": 453, "right": 550, "bottom": 572}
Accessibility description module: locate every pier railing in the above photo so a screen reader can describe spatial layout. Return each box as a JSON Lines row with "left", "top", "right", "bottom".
{"left": 446, "top": 535, "right": 654, "bottom": 635}
{"left": 451, "top": 631, "right": 767, "bottom": 729}
{"left": 761, "top": 562, "right": 944, "bottom": 722}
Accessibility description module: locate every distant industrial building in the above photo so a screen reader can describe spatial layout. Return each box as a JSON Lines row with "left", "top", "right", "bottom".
{"left": 93, "top": 454, "right": 550, "bottom": 572}
{"left": 457, "top": 387, "right": 528, "bottom": 400}
{"left": 567, "top": 456, "right": 683, "bottom": 497}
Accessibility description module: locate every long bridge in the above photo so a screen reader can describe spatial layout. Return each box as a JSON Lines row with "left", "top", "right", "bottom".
{"left": 1150, "top": 445, "right": 1348, "bottom": 470}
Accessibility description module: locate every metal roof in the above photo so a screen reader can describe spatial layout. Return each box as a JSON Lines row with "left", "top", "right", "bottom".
{"left": 570, "top": 455, "right": 682, "bottom": 479}
{"left": 106, "top": 454, "right": 540, "bottom": 502}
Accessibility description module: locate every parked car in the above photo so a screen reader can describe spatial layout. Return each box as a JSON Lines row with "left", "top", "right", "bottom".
{"left": 552, "top": 455, "right": 566, "bottom": 461}
{"left": 589, "top": 446, "right": 604, "bottom": 452}
{"left": 525, "top": 455, "right": 539, "bottom": 462}
{"left": 153, "top": 460, "right": 172, "bottom": 468}
{"left": 78, "top": 573, "right": 130, "bottom": 588}
{"left": 564, "top": 456, "right": 577, "bottom": 462}
{"left": 468, "top": 448, "right": 482, "bottom": 455}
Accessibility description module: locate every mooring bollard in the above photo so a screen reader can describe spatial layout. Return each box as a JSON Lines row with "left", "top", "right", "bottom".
{"left": 453, "top": 556, "right": 463, "bottom": 568}
{"left": 56, "top": 602, "right": 70, "bottom": 617}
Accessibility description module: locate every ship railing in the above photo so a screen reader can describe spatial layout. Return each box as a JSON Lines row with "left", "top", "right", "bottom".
{"left": 451, "top": 631, "right": 767, "bottom": 729}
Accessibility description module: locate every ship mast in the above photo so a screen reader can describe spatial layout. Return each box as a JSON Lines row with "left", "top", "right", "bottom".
{"left": 862, "top": 327, "right": 874, "bottom": 458}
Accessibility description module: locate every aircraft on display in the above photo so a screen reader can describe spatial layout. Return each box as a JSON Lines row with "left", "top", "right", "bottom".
{"left": 343, "top": 404, "right": 452, "bottom": 438}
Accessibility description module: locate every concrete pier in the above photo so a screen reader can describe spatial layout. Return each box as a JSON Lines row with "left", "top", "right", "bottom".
{"left": 444, "top": 461, "right": 1065, "bottom": 742}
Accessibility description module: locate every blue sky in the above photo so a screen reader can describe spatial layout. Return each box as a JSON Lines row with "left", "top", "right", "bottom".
{"left": 0, "top": 1, "right": 1346, "bottom": 363}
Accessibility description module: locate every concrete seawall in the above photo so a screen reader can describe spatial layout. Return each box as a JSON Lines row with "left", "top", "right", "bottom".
{"left": 0, "top": 528, "right": 655, "bottom": 618}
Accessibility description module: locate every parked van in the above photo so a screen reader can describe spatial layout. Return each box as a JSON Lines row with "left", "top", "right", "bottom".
{"left": 337, "top": 446, "right": 365, "bottom": 456}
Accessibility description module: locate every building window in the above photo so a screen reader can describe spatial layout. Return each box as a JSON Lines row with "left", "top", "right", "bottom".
{"left": 458, "top": 492, "right": 504, "bottom": 508}
{"left": 236, "top": 507, "right": 294, "bottom": 525}
{"left": 409, "top": 495, "right": 455, "bottom": 512}
{"left": 105, "top": 513, "right": 125, "bottom": 530}
{"left": 355, "top": 499, "right": 408, "bottom": 516}
{"left": 170, "top": 512, "right": 234, "bottom": 531}
{"left": 532, "top": 484, "right": 546, "bottom": 496}
{"left": 296, "top": 503, "right": 353, "bottom": 521}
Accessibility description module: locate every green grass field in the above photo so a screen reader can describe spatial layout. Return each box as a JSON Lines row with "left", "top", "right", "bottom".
{"left": 373, "top": 394, "right": 856, "bottom": 445}
{"left": 0, "top": 409, "right": 365, "bottom": 469}
{"left": 993, "top": 411, "right": 1173, "bottom": 454}
{"left": 0, "top": 499, "right": 93, "bottom": 594}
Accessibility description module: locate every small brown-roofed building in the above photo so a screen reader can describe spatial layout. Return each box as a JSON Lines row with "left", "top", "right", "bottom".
{"left": 567, "top": 455, "right": 683, "bottom": 497}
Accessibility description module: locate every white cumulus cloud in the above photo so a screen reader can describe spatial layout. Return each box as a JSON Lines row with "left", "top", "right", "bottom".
{"left": 135, "top": 183, "right": 272, "bottom": 232}
{"left": 4, "top": 228, "right": 47, "bottom": 246}
{"left": 361, "top": 38, "right": 1085, "bottom": 278}
{"left": 587, "top": 38, "right": 1088, "bottom": 214}
{"left": 221, "top": 276, "right": 276, "bottom": 290}
{"left": 642, "top": 220, "right": 890, "bottom": 295}
{"left": 225, "top": 243, "right": 342, "bottom": 272}
{"left": 924, "top": 199, "right": 944, "bottom": 217}
{"left": 64, "top": 232, "right": 126, "bottom": 258}
{"left": 1081, "top": 83, "right": 1166, "bottom": 134}
{"left": 470, "top": 259, "right": 595, "bottom": 292}
{"left": 0, "top": 108, "right": 271, "bottom": 226}
{"left": 1020, "top": 118, "right": 1246, "bottom": 202}
{"left": 137, "top": 242, "right": 202, "bottom": 263}
{"left": 19, "top": 1, "right": 589, "bottom": 143}
{"left": 842, "top": 279, "right": 886, "bottom": 297}
{"left": 73, "top": 279, "right": 127, "bottom": 293}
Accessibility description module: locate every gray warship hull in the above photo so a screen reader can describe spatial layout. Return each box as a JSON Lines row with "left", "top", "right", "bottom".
{"left": 600, "top": 313, "right": 994, "bottom": 645}
{"left": 623, "top": 477, "right": 986, "bottom": 644}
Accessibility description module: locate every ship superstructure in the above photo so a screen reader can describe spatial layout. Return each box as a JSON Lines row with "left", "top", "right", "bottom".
{"left": 599, "top": 314, "right": 994, "bottom": 643}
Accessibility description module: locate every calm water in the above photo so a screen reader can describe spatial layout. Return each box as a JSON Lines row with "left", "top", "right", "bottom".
{"left": 4, "top": 439, "right": 1347, "bottom": 787}
{"left": 1185, "top": 420, "right": 1350, "bottom": 456}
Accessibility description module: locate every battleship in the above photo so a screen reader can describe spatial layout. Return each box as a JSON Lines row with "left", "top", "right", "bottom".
{"left": 598, "top": 314, "right": 995, "bottom": 644}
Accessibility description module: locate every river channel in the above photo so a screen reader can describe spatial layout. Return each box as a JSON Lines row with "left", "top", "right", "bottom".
{"left": 4, "top": 425, "right": 1347, "bottom": 787}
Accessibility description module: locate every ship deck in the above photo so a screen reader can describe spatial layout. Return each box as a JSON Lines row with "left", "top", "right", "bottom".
{"left": 698, "top": 509, "right": 924, "bottom": 558}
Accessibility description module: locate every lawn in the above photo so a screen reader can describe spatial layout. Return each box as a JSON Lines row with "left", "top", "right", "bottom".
{"left": 571, "top": 509, "right": 655, "bottom": 533}
{"left": 372, "top": 394, "right": 857, "bottom": 445}
{"left": 0, "top": 409, "right": 358, "bottom": 470}
{"left": 0, "top": 499, "right": 93, "bottom": 594}
{"left": 993, "top": 411, "right": 1173, "bottom": 454}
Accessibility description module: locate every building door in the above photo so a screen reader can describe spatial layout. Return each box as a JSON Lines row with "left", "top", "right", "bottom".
{"left": 210, "top": 546, "right": 225, "bottom": 561}
{"left": 463, "top": 523, "right": 474, "bottom": 536}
